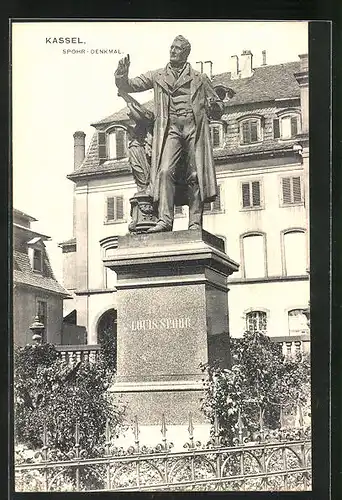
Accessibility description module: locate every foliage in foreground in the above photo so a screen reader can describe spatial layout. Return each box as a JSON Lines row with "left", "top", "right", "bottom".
{"left": 14, "top": 342, "right": 125, "bottom": 457}
{"left": 201, "top": 330, "right": 311, "bottom": 443}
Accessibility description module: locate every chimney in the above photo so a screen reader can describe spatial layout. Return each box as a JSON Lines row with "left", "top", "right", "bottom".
{"left": 262, "top": 50, "right": 267, "bottom": 66}
{"left": 73, "top": 131, "right": 86, "bottom": 170}
{"left": 204, "top": 60, "right": 213, "bottom": 79}
{"left": 299, "top": 53, "right": 308, "bottom": 72}
{"left": 230, "top": 55, "right": 239, "bottom": 80}
{"left": 240, "top": 49, "right": 253, "bottom": 78}
{"left": 295, "top": 54, "right": 309, "bottom": 135}
{"left": 196, "top": 61, "right": 204, "bottom": 73}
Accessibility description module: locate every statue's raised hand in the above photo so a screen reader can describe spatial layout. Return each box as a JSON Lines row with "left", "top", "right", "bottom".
{"left": 116, "top": 54, "right": 130, "bottom": 75}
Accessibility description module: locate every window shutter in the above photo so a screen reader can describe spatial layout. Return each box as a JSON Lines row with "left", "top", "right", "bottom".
{"left": 242, "top": 121, "right": 250, "bottom": 144}
{"left": 213, "top": 187, "right": 221, "bottom": 211}
{"left": 116, "top": 196, "right": 124, "bottom": 220}
{"left": 98, "top": 131, "right": 107, "bottom": 163}
{"left": 292, "top": 176, "right": 302, "bottom": 203}
{"left": 251, "top": 181, "right": 261, "bottom": 206}
{"left": 203, "top": 201, "right": 211, "bottom": 212}
{"left": 282, "top": 177, "right": 292, "bottom": 204}
{"left": 213, "top": 127, "right": 220, "bottom": 147}
{"left": 291, "top": 116, "right": 298, "bottom": 137}
{"left": 242, "top": 182, "right": 250, "bottom": 208}
{"left": 273, "top": 119, "right": 280, "bottom": 139}
{"left": 250, "top": 121, "right": 258, "bottom": 142}
{"left": 115, "top": 129, "right": 126, "bottom": 159}
{"left": 106, "top": 197, "right": 115, "bottom": 221}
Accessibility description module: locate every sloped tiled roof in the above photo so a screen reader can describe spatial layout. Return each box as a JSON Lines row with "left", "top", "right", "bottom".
{"left": 93, "top": 99, "right": 155, "bottom": 127}
{"left": 211, "top": 61, "right": 301, "bottom": 106}
{"left": 68, "top": 60, "right": 302, "bottom": 182}
{"left": 93, "top": 61, "right": 300, "bottom": 127}
{"left": 13, "top": 250, "right": 70, "bottom": 297}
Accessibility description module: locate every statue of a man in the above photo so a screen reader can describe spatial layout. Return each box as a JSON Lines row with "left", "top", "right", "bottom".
{"left": 115, "top": 35, "right": 224, "bottom": 233}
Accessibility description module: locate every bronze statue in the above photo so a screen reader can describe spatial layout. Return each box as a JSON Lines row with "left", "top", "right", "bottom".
{"left": 115, "top": 35, "right": 224, "bottom": 233}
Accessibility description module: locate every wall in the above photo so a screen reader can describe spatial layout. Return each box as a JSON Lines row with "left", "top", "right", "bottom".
{"left": 61, "top": 248, "right": 77, "bottom": 290}
{"left": 72, "top": 153, "right": 308, "bottom": 346}
{"left": 13, "top": 286, "right": 63, "bottom": 346}
{"left": 228, "top": 279, "right": 309, "bottom": 338}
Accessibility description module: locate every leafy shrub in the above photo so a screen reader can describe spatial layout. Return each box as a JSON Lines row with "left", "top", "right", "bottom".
{"left": 200, "top": 331, "right": 311, "bottom": 443}
{"left": 14, "top": 343, "right": 125, "bottom": 457}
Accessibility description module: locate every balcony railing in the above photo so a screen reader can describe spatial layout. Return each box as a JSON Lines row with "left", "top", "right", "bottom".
{"left": 55, "top": 335, "right": 310, "bottom": 366}
{"left": 272, "top": 334, "right": 310, "bottom": 358}
{"left": 55, "top": 344, "right": 101, "bottom": 364}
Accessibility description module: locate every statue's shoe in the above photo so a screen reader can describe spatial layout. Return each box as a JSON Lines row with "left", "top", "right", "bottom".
{"left": 188, "top": 223, "right": 202, "bottom": 230}
{"left": 147, "top": 221, "right": 172, "bottom": 233}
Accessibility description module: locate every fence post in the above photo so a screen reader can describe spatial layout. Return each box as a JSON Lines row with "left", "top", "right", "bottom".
{"left": 42, "top": 422, "right": 48, "bottom": 491}
{"left": 214, "top": 412, "right": 220, "bottom": 447}
{"left": 161, "top": 413, "right": 167, "bottom": 451}
{"left": 105, "top": 419, "right": 111, "bottom": 489}
{"left": 187, "top": 412, "right": 194, "bottom": 449}
{"left": 134, "top": 415, "right": 140, "bottom": 453}
{"left": 75, "top": 420, "right": 80, "bottom": 491}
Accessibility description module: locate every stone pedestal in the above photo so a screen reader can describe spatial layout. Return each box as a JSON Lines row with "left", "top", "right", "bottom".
{"left": 104, "top": 229, "right": 239, "bottom": 425}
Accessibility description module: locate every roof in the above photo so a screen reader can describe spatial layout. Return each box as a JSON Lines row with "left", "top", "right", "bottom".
{"left": 93, "top": 61, "right": 301, "bottom": 126}
{"left": 13, "top": 208, "right": 38, "bottom": 222}
{"left": 58, "top": 237, "right": 76, "bottom": 247}
{"left": 13, "top": 223, "right": 51, "bottom": 241}
{"left": 211, "top": 61, "right": 301, "bottom": 106}
{"left": 13, "top": 250, "right": 70, "bottom": 297}
{"left": 68, "top": 59, "right": 302, "bottom": 181}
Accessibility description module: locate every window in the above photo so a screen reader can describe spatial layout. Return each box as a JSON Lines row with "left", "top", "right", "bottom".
{"left": 203, "top": 185, "right": 222, "bottom": 213}
{"left": 174, "top": 205, "right": 184, "bottom": 217}
{"left": 241, "top": 180, "right": 262, "bottom": 209}
{"left": 283, "top": 230, "right": 307, "bottom": 276}
{"left": 242, "top": 233, "right": 266, "bottom": 278}
{"left": 239, "top": 119, "right": 261, "bottom": 144}
{"left": 104, "top": 247, "right": 117, "bottom": 289}
{"left": 107, "top": 128, "right": 128, "bottom": 160}
{"left": 274, "top": 114, "right": 300, "bottom": 140}
{"left": 36, "top": 299, "right": 47, "bottom": 341}
{"left": 100, "top": 236, "right": 119, "bottom": 289}
{"left": 106, "top": 196, "right": 124, "bottom": 223}
{"left": 246, "top": 311, "right": 267, "bottom": 334}
{"left": 209, "top": 123, "right": 224, "bottom": 148}
{"left": 33, "top": 249, "right": 43, "bottom": 272}
{"left": 288, "top": 309, "right": 309, "bottom": 335}
{"left": 281, "top": 176, "right": 303, "bottom": 205}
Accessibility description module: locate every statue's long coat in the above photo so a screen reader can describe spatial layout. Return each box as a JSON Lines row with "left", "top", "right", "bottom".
{"left": 115, "top": 64, "right": 223, "bottom": 204}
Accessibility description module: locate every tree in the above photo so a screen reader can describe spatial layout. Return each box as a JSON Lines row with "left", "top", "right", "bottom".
{"left": 14, "top": 343, "right": 125, "bottom": 456}
{"left": 200, "top": 330, "right": 311, "bottom": 443}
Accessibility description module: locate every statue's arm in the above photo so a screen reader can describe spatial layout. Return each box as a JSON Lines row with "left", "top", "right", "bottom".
{"left": 202, "top": 74, "right": 224, "bottom": 120}
{"left": 115, "top": 69, "right": 155, "bottom": 93}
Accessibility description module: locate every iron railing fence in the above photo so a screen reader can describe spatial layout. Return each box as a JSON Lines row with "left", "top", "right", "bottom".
{"left": 15, "top": 409, "right": 311, "bottom": 492}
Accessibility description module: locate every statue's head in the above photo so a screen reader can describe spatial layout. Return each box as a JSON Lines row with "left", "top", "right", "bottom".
{"left": 170, "top": 35, "right": 191, "bottom": 65}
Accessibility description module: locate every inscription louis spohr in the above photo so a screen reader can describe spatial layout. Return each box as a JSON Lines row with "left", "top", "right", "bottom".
{"left": 131, "top": 317, "right": 192, "bottom": 331}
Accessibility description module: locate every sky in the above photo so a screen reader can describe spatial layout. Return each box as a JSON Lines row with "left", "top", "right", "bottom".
{"left": 12, "top": 21, "right": 308, "bottom": 283}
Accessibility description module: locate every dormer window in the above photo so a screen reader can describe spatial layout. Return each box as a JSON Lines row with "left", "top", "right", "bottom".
{"left": 27, "top": 238, "right": 45, "bottom": 273}
{"left": 273, "top": 112, "right": 301, "bottom": 140}
{"left": 238, "top": 117, "right": 263, "bottom": 145}
{"left": 107, "top": 127, "right": 128, "bottom": 160}
{"left": 209, "top": 122, "right": 224, "bottom": 148}
{"left": 98, "top": 128, "right": 128, "bottom": 162}
{"left": 213, "top": 85, "right": 236, "bottom": 101}
{"left": 33, "top": 249, "right": 43, "bottom": 272}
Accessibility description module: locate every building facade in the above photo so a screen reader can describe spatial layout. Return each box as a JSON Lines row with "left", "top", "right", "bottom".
{"left": 60, "top": 51, "right": 310, "bottom": 350}
{"left": 13, "top": 209, "right": 70, "bottom": 346}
